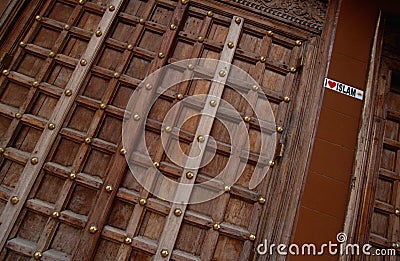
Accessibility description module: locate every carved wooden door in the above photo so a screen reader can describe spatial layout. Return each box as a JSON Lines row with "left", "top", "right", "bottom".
{"left": 0, "top": 0, "right": 327, "bottom": 260}
{"left": 358, "top": 58, "right": 400, "bottom": 260}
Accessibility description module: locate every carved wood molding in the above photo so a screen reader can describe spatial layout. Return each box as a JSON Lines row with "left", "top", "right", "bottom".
{"left": 229, "top": 0, "right": 328, "bottom": 31}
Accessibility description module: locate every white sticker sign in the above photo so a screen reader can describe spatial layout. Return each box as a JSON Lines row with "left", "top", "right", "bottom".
{"left": 324, "top": 78, "right": 364, "bottom": 100}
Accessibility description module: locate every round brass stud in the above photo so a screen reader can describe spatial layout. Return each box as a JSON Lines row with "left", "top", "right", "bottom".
{"left": 276, "top": 126, "right": 283, "bottom": 133}
{"left": 120, "top": 148, "right": 126, "bottom": 155}
{"left": 249, "top": 234, "right": 256, "bottom": 241}
{"left": 84, "top": 137, "right": 92, "bottom": 144}
{"left": 174, "top": 208, "right": 182, "bottom": 216}
{"left": 10, "top": 196, "right": 19, "bottom": 204}
{"left": 244, "top": 116, "right": 251, "bottom": 122}
{"left": 391, "top": 242, "right": 400, "bottom": 249}
{"left": 33, "top": 251, "right": 42, "bottom": 260}
{"left": 89, "top": 225, "right": 98, "bottom": 234}
{"left": 65, "top": 89, "right": 72, "bottom": 96}
{"left": 133, "top": 114, "right": 141, "bottom": 121}
{"left": 165, "top": 126, "right": 172, "bottom": 132}
{"left": 213, "top": 223, "right": 220, "bottom": 230}
{"left": 219, "top": 70, "right": 226, "bottom": 77}
{"left": 48, "top": 123, "right": 55, "bottom": 130}
{"left": 139, "top": 18, "right": 145, "bottom": 24}
{"left": 95, "top": 30, "right": 102, "bottom": 37}
{"left": 80, "top": 59, "right": 87, "bottom": 66}
{"left": 258, "top": 196, "right": 266, "bottom": 204}
{"left": 197, "top": 36, "right": 204, "bottom": 43}
{"left": 127, "top": 44, "right": 134, "bottom": 50}
{"left": 0, "top": 147, "right": 5, "bottom": 154}
{"left": 158, "top": 52, "right": 165, "bottom": 58}
{"left": 267, "top": 30, "right": 273, "bottom": 37}
{"left": 224, "top": 186, "right": 231, "bottom": 192}
{"left": 187, "top": 63, "right": 194, "bottom": 70}
{"left": 105, "top": 185, "right": 113, "bottom": 192}
{"left": 153, "top": 161, "right": 160, "bottom": 168}
{"left": 35, "top": 15, "right": 41, "bottom": 21}
{"left": 69, "top": 173, "right": 77, "bottom": 180}
{"left": 52, "top": 211, "right": 60, "bottom": 218}
{"left": 124, "top": 237, "right": 132, "bottom": 244}
{"left": 19, "top": 41, "right": 26, "bottom": 47}
{"left": 113, "top": 72, "right": 120, "bottom": 79}
{"left": 259, "top": 56, "right": 266, "bottom": 63}
{"left": 268, "top": 160, "right": 275, "bottom": 167}
{"left": 145, "top": 83, "right": 152, "bottom": 90}
{"left": 15, "top": 113, "right": 22, "bottom": 119}
{"left": 252, "top": 85, "right": 259, "bottom": 91}
{"left": 139, "top": 198, "right": 147, "bottom": 206}
{"left": 32, "top": 81, "right": 40, "bottom": 87}
{"left": 186, "top": 171, "right": 194, "bottom": 179}
{"left": 109, "top": 5, "right": 115, "bottom": 11}
{"left": 170, "top": 24, "right": 177, "bottom": 30}
{"left": 78, "top": 0, "right": 85, "bottom": 4}
{"left": 99, "top": 103, "right": 107, "bottom": 110}
{"left": 31, "top": 157, "right": 39, "bottom": 165}
{"left": 395, "top": 209, "right": 400, "bottom": 216}
{"left": 2, "top": 70, "right": 10, "bottom": 76}
{"left": 64, "top": 24, "right": 71, "bottom": 30}
{"left": 160, "top": 249, "right": 169, "bottom": 258}
{"left": 283, "top": 96, "right": 290, "bottom": 103}
{"left": 289, "top": 67, "right": 296, "bottom": 73}
{"left": 207, "top": 11, "right": 213, "bottom": 17}
{"left": 197, "top": 135, "right": 205, "bottom": 143}
{"left": 227, "top": 41, "right": 234, "bottom": 49}
{"left": 295, "top": 40, "right": 302, "bottom": 46}
{"left": 181, "top": 0, "right": 188, "bottom": 4}
{"left": 210, "top": 100, "right": 217, "bottom": 107}
{"left": 48, "top": 51, "right": 55, "bottom": 58}
{"left": 235, "top": 17, "right": 241, "bottom": 24}
{"left": 176, "top": 93, "right": 184, "bottom": 100}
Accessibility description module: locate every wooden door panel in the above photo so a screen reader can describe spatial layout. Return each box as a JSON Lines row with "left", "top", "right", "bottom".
{"left": 0, "top": 0, "right": 326, "bottom": 260}
{"left": 0, "top": 0, "right": 125, "bottom": 258}
{"left": 362, "top": 61, "right": 400, "bottom": 259}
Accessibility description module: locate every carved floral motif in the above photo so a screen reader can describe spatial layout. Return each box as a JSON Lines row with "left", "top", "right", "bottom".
{"left": 231, "top": 0, "right": 328, "bottom": 31}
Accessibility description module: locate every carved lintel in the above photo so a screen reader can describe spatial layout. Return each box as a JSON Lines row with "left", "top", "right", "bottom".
{"left": 229, "top": 0, "right": 328, "bottom": 31}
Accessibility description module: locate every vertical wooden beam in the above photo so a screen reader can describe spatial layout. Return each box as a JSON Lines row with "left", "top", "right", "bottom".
{"left": 341, "top": 12, "right": 384, "bottom": 261}
{"left": 154, "top": 16, "right": 243, "bottom": 261}
{"left": 114, "top": 10, "right": 213, "bottom": 261}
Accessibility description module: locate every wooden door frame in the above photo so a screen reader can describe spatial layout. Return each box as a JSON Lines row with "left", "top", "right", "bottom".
{"left": 251, "top": 1, "right": 343, "bottom": 257}
{"left": 341, "top": 12, "right": 385, "bottom": 261}
{"left": 0, "top": 0, "right": 342, "bottom": 256}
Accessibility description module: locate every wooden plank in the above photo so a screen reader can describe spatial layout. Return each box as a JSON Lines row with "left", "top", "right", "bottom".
{"left": 154, "top": 15, "right": 243, "bottom": 261}
{"left": 0, "top": 0, "right": 124, "bottom": 251}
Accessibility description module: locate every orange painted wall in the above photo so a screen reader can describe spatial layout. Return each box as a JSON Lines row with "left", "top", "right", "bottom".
{"left": 289, "top": 0, "right": 400, "bottom": 260}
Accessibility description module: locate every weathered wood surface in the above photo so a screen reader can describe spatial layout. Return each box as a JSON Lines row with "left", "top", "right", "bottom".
{"left": 0, "top": 0, "right": 334, "bottom": 260}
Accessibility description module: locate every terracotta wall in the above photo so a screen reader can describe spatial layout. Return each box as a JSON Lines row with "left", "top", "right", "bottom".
{"left": 290, "top": 0, "right": 400, "bottom": 260}
{"left": 290, "top": 0, "right": 378, "bottom": 260}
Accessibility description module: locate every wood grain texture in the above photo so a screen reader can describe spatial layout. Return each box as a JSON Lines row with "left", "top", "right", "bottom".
{"left": 0, "top": 0, "right": 339, "bottom": 260}
{"left": 0, "top": 0, "right": 124, "bottom": 255}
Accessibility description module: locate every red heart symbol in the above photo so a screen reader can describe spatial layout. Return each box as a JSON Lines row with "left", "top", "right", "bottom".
{"left": 328, "top": 80, "right": 336, "bottom": 88}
